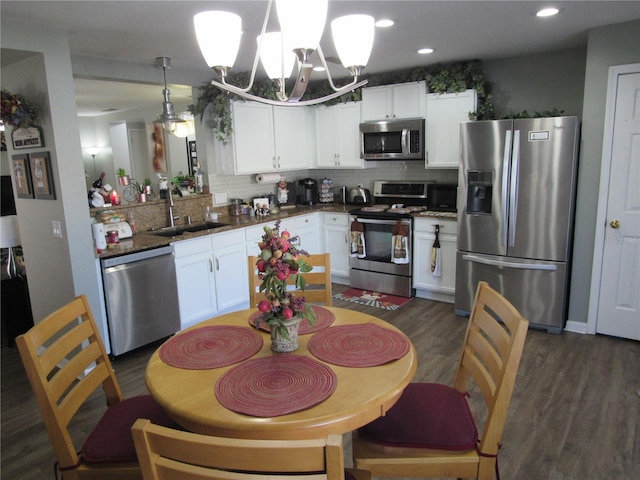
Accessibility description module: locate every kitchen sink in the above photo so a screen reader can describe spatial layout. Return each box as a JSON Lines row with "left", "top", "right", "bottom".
{"left": 150, "top": 222, "right": 230, "bottom": 237}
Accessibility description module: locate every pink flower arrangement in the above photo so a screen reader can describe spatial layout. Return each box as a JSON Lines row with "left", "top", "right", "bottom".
{"left": 254, "top": 220, "right": 315, "bottom": 338}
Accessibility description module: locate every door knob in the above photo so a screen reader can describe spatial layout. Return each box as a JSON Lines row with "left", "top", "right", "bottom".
{"left": 610, "top": 219, "right": 620, "bottom": 229}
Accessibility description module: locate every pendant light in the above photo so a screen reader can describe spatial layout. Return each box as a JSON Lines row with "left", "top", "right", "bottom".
{"left": 153, "top": 57, "right": 186, "bottom": 133}
{"left": 193, "top": 0, "right": 375, "bottom": 106}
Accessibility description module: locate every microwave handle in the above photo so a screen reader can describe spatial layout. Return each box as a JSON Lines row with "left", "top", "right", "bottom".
{"left": 401, "top": 128, "right": 408, "bottom": 155}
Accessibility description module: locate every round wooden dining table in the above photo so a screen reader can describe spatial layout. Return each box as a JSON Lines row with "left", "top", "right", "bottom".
{"left": 145, "top": 306, "right": 417, "bottom": 440}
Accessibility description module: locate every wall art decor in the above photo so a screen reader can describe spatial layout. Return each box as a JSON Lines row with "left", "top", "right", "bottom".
{"left": 11, "top": 153, "right": 33, "bottom": 199}
{"left": 29, "top": 151, "right": 56, "bottom": 200}
{"left": 11, "top": 126, "right": 44, "bottom": 149}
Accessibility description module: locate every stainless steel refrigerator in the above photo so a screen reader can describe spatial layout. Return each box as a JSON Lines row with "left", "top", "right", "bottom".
{"left": 455, "top": 116, "right": 580, "bottom": 333}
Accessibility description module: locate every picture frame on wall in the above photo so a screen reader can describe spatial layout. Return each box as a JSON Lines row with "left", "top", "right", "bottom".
{"left": 11, "top": 153, "right": 33, "bottom": 198}
{"left": 187, "top": 140, "right": 197, "bottom": 175}
{"left": 29, "top": 151, "right": 56, "bottom": 200}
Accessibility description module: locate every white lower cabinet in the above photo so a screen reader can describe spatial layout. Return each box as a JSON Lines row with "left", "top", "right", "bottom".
{"left": 413, "top": 217, "right": 457, "bottom": 303}
{"left": 174, "top": 237, "right": 217, "bottom": 330}
{"left": 174, "top": 230, "right": 248, "bottom": 330}
{"left": 322, "top": 213, "right": 350, "bottom": 284}
{"left": 294, "top": 214, "right": 322, "bottom": 254}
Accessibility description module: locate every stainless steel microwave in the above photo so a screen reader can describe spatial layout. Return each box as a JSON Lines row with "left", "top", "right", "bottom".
{"left": 360, "top": 118, "right": 425, "bottom": 161}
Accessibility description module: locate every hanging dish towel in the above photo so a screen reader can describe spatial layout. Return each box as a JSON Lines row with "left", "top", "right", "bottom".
{"left": 391, "top": 221, "right": 410, "bottom": 265}
{"left": 431, "top": 225, "right": 442, "bottom": 277}
{"left": 350, "top": 219, "right": 366, "bottom": 258}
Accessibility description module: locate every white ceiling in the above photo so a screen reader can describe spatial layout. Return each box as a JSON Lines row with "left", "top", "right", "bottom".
{"left": 2, "top": 1, "right": 639, "bottom": 116}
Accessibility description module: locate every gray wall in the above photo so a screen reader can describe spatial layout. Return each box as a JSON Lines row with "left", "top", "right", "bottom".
{"left": 483, "top": 47, "right": 587, "bottom": 118}
{"left": 569, "top": 19, "right": 640, "bottom": 327}
{"left": 1, "top": 23, "right": 102, "bottom": 327}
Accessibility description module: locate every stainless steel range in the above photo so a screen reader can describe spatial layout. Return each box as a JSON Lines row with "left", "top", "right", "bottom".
{"left": 348, "top": 180, "right": 431, "bottom": 297}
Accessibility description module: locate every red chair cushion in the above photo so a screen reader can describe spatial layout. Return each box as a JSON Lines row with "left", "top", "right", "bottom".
{"left": 81, "top": 395, "right": 176, "bottom": 463}
{"left": 359, "top": 383, "right": 478, "bottom": 450}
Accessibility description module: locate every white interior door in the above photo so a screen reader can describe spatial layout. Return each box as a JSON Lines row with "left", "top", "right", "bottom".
{"left": 593, "top": 65, "right": 640, "bottom": 340}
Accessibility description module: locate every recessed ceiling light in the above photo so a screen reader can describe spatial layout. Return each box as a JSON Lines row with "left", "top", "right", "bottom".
{"left": 418, "top": 48, "right": 435, "bottom": 55}
{"left": 313, "top": 66, "right": 325, "bottom": 72}
{"left": 375, "top": 19, "right": 395, "bottom": 28}
{"left": 536, "top": 7, "right": 559, "bottom": 17}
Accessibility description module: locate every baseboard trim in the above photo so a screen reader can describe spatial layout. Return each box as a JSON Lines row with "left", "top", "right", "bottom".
{"left": 564, "top": 320, "right": 588, "bottom": 334}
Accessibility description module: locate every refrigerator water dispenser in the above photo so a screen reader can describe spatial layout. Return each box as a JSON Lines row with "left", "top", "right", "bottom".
{"left": 466, "top": 171, "right": 493, "bottom": 214}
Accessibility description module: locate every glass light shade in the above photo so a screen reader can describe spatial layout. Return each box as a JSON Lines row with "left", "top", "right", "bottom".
{"left": 276, "top": 0, "right": 328, "bottom": 51}
{"left": 173, "top": 120, "right": 195, "bottom": 138}
{"left": 331, "top": 14, "right": 375, "bottom": 69}
{"left": 194, "top": 11, "right": 242, "bottom": 68}
{"left": 257, "top": 32, "right": 296, "bottom": 79}
{"left": 163, "top": 121, "right": 177, "bottom": 133}
{"left": 86, "top": 147, "right": 100, "bottom": 156}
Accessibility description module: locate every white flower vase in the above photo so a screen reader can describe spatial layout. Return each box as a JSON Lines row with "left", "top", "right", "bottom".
{"left": 270, "top": 316, "right": 302, "bottom": 353}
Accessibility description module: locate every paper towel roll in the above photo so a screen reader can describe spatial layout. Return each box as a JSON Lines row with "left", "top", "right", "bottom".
{"left": 92, "top": 222, "right": 107, "bottom": 250}
{"left": 255, "top": 173, "right": 282, "bottom": 184}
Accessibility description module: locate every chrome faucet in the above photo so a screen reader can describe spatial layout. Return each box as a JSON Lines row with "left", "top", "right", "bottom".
{"left": 168, "top": 185, "right": 180, "bottom": 227}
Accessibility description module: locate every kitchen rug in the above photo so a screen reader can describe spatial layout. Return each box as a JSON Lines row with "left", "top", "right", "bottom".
{"left": 333, "top": 288, "right": 413, "bottom": 310}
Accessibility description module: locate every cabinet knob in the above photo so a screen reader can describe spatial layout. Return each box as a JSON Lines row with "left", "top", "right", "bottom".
{"left": 610, "top": 219, "right": 620, "bottom": 229}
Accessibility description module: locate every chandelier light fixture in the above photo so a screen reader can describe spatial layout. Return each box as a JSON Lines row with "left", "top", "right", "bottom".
{"left": 154, "top": 56, "right": 186, "bottom": 133}
{"left": 193, "top": 0, "right": 375, "bottom": 106}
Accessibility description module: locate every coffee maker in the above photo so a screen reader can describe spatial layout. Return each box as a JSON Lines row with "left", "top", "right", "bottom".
{"left": 297, "top": 178, "right": 318, "bottom": 205}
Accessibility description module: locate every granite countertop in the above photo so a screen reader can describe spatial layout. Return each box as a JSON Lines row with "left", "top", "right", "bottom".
{"left": 96, "top": 203, "right": 353, "bottom": 259}
{"left": 95, "top": 203, "right": 456, "bottom": 260}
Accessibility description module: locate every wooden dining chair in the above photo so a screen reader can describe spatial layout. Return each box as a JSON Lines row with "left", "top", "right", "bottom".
{"left": 248, "top": 252, "right": 332, "bottom": 308}
{"left": 16, "top": 294, "right": 175, "bottom": 480}
{"left": 132, "top": 418, "right": 371, "bottom": 480}
{"left": 352, "top": 281, "right": 529, "bottom": 480}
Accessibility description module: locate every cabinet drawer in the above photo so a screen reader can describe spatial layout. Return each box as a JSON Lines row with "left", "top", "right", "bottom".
{"left": 414, "top": 217, "right": 456, "bottom": 234}
{"left": 323, "top": 213, "right": 348, "bottom": 226}
{"left": 295, "top": 214, "right": 319, "bottom": 229}
{"left": 173, "top": 236, "right": 211, "bottom": 257}
{"left": 211, "top": 230, "right": 245, "bottom": 250}
{"left": 245, "top": 220, "right": 295, "bottom": 244}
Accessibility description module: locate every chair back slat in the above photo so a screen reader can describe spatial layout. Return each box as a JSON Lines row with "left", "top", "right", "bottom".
{"left": 248, "top": 253, "right": 332, "bottom": 309}
{"left": 16, "top": 294, "right": 124, "bottom": 472}
{"left": 133, "top": 419, "right": 347, "bottom": 479}
{"left": 454, "top": 281, "right": 529, "bottom": 456}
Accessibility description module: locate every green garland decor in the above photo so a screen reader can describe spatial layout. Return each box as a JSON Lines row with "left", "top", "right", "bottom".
{"left": 189, "top": 59, "right": 495, "bottom": 143}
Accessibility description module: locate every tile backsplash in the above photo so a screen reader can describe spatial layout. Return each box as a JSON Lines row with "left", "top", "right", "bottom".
{"left": 207, "top": 163, "right": 457, "bottom": 206}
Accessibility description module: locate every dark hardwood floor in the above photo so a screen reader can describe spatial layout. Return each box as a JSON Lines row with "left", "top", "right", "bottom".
{"left": 2, "top": 284, "right": 639, "bottom": 479}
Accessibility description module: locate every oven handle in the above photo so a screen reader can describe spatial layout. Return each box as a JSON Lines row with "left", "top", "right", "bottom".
{"left": 352, "top": 216, "right": 412, "bottom": 226}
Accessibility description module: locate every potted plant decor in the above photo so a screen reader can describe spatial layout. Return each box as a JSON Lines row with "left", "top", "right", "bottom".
{"left": 253, "top": 221, "right": 315, "bottom": 352}
{"left": 116, "top": 168, "right": 130, "bottom": 186}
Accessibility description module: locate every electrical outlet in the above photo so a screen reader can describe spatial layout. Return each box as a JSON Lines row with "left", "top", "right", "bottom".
{"left": 52, "top": 220, "right": 62, "bottom": 238}
{"left": 214, "top": 192, "right": 227, "bottom": 204}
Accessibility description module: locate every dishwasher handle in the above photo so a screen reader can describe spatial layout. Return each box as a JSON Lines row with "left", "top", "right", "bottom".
{"left": 101, "top": 245, "right": 174, "bottom": 268}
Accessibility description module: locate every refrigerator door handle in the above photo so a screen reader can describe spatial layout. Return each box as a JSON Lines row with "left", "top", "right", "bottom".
{"left": 462, "top": 254, "right": 558, "bottom": 271}
{"left": 501, "top": 130, "right": 512, "bottom": 247}
{"left": 509, "top": 130, "right": 521, "bottom": 247}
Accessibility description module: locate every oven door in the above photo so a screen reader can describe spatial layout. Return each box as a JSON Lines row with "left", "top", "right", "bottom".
{"left": 349, "top": 216, "right": 412, "bottom": 277}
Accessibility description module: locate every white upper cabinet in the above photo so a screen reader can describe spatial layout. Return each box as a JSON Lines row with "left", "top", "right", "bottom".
{"left": 315, "top": 102, "right": 368, "bottom": 168}
{"left": 273, "top": 106, "right": 314, "bottom": 171}
{"left": 424, "top": 89, "right": 477, "bottom": 169}
{"left": 232, "top": 101, "right": 313, "bottom": 174}
{"left": 361, "top": 81, "right": 426, "bottom": 121}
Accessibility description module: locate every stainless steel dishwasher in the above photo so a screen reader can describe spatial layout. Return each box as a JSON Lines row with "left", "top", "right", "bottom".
{"left": 101, "top": 245, "right": 180, "bottom": 356}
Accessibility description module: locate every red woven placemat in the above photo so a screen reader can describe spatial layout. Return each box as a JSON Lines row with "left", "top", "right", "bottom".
{"left": 308, "top": 323, "right": 410, "bottom": 367}
{"left": 248, "top": 305, "right": 335, "bottom": 334}
{"left": 160, "top": 326, "right": 263, "bottom": 370}
{"left": 215, "top": 355, "right": 337, "bottom": 417}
